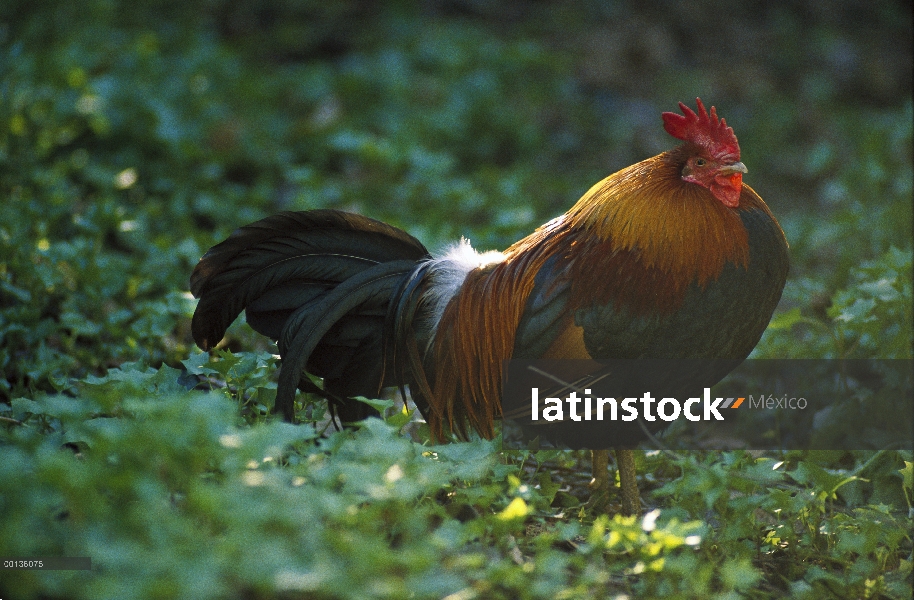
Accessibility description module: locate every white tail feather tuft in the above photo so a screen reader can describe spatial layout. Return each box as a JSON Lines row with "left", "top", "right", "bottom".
{"left": 419, "top": 238, "right": 505, "bottom": 350}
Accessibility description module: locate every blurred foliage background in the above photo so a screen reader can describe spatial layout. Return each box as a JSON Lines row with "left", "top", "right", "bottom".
{"left": 0, "top": 1, "right": 911, "bottom": 598}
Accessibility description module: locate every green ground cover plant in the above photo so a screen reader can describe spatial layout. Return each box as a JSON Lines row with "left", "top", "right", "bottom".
{"left": 1, "top": 1, "right": 911, "bottom": 598}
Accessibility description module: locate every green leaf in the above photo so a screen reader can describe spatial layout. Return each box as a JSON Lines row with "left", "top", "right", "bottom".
{"left": 353, "top": 396, "right": 395, "bottom": 413}
{"left": 147, "top": 364, "right": 187, "bottom": 394}
{"left": 790, "top": 461, "right": 859, "bottom": 496}
{"left": 384, "top": 405, "right": 415, "bottom": 429}
{"left": 428, "top": 439, "right": 497, "bottom": 464}
{"left": 902, "top": 461, "right": 913, "bottom": 491}
{"left": 719, "top": 557, "right": 762, "bottom": 591}
{"left": 207, "top": 350, "right": 243, "bottom": 377}
{"left": 832, "top": 298, "right": 877, "bottom": 323}
{"left": 497, "top": 497, "right": 528, "bottom": 520}
{"left": 182, "top": 351, "right": 217, "bottom": 376}
{"left": 767, "top": 308, "right": 812, "bottom": 330}
{"left": 11, "top": 397, "right": 43, "bottom": 416}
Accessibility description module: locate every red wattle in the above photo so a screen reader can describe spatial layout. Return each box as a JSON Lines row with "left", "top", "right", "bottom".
{"left": 711, "top": 172, "right": 742, "bottom": 207}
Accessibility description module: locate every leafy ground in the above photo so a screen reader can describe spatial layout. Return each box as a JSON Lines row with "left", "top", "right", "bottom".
{"left": 1, "top": 1, "right": 912, "bottom": 598}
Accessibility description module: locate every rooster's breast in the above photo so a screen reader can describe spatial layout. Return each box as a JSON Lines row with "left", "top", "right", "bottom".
{"left": 577, "top": 205, "right": 789, "bottom": 360}
{"left": 513, "top": 204, "right": 788, "bottom": 362}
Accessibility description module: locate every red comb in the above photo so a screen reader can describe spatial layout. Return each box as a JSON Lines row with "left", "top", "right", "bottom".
{"left": 662, "top": 98, "right": 740, "bottom": 161}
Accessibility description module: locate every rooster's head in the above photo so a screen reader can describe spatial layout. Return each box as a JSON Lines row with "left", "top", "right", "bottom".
{"left": 662, "top": 98, "right": 746, "bottom": 208}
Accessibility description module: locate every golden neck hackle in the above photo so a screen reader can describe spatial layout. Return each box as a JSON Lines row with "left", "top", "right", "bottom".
{"left": 563, "top": 151, "right": 751, "bottom": 289}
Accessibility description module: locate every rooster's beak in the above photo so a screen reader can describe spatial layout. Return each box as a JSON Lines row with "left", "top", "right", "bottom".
{"left": 718, "top": 162, "right": 748, "bottom": 175}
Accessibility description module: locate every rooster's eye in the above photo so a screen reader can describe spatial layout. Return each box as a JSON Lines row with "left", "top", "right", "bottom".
{"left": 695, "top": 158, "right": 706, "bottom": 167}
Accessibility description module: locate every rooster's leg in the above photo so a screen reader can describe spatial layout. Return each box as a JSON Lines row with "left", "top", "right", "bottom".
{"left": 615, "top": 448, "right": 640, "bottom": 516}
{"left": 589, "top": 449, "right": 611, "bottom": 512}
{"left": 589, "top": 449, "right": 640, "bottom": 516}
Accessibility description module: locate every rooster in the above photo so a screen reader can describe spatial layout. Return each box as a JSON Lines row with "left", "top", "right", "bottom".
{"left": 190, "top": 99, "right": 789, "bottom": 515}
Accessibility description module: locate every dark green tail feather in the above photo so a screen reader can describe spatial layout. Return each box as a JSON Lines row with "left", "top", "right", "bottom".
{"left": 189, "top": 210, "right": 431, "bottom": 423}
